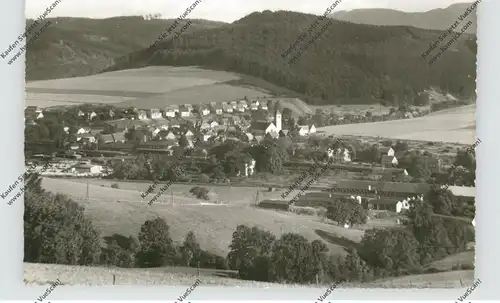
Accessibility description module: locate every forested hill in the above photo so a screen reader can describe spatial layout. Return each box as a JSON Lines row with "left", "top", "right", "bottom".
{"left": 26, "top": 17, "right": 225, "bottom": 81}
{"left": 106, "top": 10, "right": 477, "bottom": 106}
{"left": 330, "top": 3, "right": 477, "bottom": 34}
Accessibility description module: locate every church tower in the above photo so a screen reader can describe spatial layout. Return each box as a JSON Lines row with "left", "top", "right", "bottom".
{"left": 275, "top": 109, "right": 282, "bottom": 131}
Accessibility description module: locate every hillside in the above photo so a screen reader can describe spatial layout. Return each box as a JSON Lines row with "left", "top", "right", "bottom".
{"left": 106, "top": 10, "right": 477, "bottom": 106}
{"left": 330, "top": 3, "right": 477, "bottom": 33}
{"left": 26, "top": 17, "right": 225, "bottom": 81}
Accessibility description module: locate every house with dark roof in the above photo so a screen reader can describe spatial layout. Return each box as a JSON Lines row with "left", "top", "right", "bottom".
{"left": 250, "top": 121, "right": 278, "bottom": 136}
{"left": 379, "top": 147, "right": 395, "bottom": 157}
{"left": 382, "top": 155, "right": 399, "bottom": 167}
{"left": 258, "top": 199, "right": 289, "bottom": 211}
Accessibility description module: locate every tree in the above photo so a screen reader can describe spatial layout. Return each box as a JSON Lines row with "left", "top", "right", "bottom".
{"left": 135, "top": 217, "right": 177, "bottom": 267}
{"left": 179, "top": 134, "right": 189, "bottom": 148}
{"left": 24, "top": 176, "right": 101, "bottom": 266}
{"left": 268, "top": 233, "right": 323, "bottom": 284}
{"left": 227, "top": 225, "right": 276, "bottom": 278}
{"left": 425, "top": 187, "right": 455, "bottom": 215}
{"left": 337, "top": 248, "right": 373, "bottom": 282}
{"left": 179, "top": 231, "right": 202, "bottom": 267}
{"left": 326, "top": 197, "right": 367, "bottom": 226}
{"left": 358, "top": 228, "right": 420, "bottom": 275}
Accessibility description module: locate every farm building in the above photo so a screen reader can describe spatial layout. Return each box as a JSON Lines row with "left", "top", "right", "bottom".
{"left": 258, "top": 199, "right": 290, "bottom": 211}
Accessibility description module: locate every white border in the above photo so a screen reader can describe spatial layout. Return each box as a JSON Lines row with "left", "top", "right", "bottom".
{"left": 0, "top": 0, "right": 497, "bottom": 301}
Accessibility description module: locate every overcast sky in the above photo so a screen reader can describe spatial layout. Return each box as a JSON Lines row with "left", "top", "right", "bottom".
{"left": 26, "top": 0, "right": 473, "bottom": 22}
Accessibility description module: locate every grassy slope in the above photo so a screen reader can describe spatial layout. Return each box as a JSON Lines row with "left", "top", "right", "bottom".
{"left": 41, "top": 178, "right": 363, "bottom": 257}
{"left": 26, "top": 17, "right": 225, "bottom": 81}
{"left": 330, "top": 3, "right": 477, "bottom": 34}
{"left": 106, "top": 11, "right": 476, "bottom": 106}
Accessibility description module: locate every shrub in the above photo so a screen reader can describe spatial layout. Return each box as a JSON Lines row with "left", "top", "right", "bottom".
{"left": 198, "top": 173, "right": 210, "bottom": 183}
{"left": 190, "top": 186, "right": 210, "bottom": 200}
{"left": 111, "top": 183, "right": 119, "bottom": 189}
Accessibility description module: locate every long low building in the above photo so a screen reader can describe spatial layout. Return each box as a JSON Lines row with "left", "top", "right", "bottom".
{"left": 329, "top": 180, "right": 431, "bottom": 198}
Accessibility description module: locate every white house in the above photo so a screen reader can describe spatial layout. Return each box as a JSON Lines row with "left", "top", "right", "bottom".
{"left": 209, "top": 121, "right": 219, "bottom": 128}
{"left": 250, "top": 103, "right": 259, "bottom": 111}
{"left": 298, "top": 125, "right": 310, "bottom": 136}
{"left": 223, "top": 106, "right": 233, "bottom": 113}
{"left": 327, "top": 147, "right": 351, "bottom": 162}
{"left": 230, "top": 101, "right": 238, "bottom": 108}
{"left": 184, "top": 130, "right": 194, "bottom": 138}
{"left": 150, "top": 108, "right": 162, "bottom": 119}
{"left": 138, "top": 110, "right": 148, "bottom": 120}
{"left": 151, "top": 128, "right": 161, "bottom": 137}
{"left": 201, "top": 108, "right": 211, "bottom": 116}
{"left": 77, "top": 127, "right": 91, "bottom": 134}
{"left": 165, "top": 131, "right": 176, "bottom": 140}
{"left": 239, "top": 100, "right": 248, "bottom": 108}
{"left": 236, "top": 104, "right": 246, "bottom": 112}
{"left": 89, "top": 111, "right": 97, "bottom": 120}
{"left": 309, "top": 125, "right": 317, "bottom": 134}
{"left": 180, "top": 108, "right": 191, "bottom": 117}
{"left": 259, "top": 101, "right": 268, "bottom": 111}
{"left": 213, "top": 106, "right": 223, "bottom": 115}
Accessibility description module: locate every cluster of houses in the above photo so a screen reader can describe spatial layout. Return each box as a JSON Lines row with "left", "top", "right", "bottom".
{"left": 62, "top": 105, "right": 317, "bottom": 155}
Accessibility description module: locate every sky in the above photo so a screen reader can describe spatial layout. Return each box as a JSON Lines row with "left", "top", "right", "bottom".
{"left": 26, "top": 0, "right": 473, "bottom": 23}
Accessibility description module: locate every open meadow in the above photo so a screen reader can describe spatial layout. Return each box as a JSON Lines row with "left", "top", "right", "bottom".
{"left": 41, "top": 178, "right": 364, "bottom": 257}
{"left": 25, "top": 262, "right": 473, "bottom": 288}
{"left": 317, "top": 104, "right": 476, "bottom": 144}
{"left": 25, "top": 66, "right": 270, "bottom": 109}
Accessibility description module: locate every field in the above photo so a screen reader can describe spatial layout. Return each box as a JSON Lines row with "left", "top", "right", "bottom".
{"left": 317, "top": 104, "right": 476, "bottom": 144}
{"left": 25, "top": 66, "right": 270, "bottom": 109}
{"left": 41, "top": 178, "right": 364, "bottom": 257}
{"left": 25, "top": 262, "right": 474, "bottom": 288}
{"left": 25, "top": 92, "right": 136, "bottom": 108}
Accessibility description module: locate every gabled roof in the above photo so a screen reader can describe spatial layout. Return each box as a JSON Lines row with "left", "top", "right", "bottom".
{"left": 251, "top": 121, "right": 272, "bottom": 131}
{"left": 382, "top": 155, "right": 397, "bottom": 162}
{"left": 368, "top": 198, "right": 400, "bottom": 205}
{"left": 379, "top": 146, "right": 393, "bottom": 153}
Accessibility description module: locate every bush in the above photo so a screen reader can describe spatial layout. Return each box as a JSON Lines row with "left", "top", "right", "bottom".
{"left": 190, "top": 186, "right": 210, "bottom": 200}
{"left": 24, "top": 177, "right": 101, "bottom": 265}
{"left": 111, "top": 183, "right": 119, "bottom": 189}
{"left": 198, "top": 173, "right": 210, "bottom": 183}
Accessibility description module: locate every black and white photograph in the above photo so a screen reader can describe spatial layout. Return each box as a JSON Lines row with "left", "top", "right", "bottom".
{"left": 16, "top": 0, "right": 479, "bottom": 295}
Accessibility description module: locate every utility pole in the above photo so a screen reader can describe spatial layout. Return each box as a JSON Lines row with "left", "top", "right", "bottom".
{"left": 84, "top": 179, "right": 89, "bottom": 201}
{"left": 171, "top": 188, "right": 174, "bottom": 207}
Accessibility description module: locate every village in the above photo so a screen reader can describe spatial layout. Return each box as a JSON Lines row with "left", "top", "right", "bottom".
{"left": 23, "top": 96, "right": 476, "bottom": 225}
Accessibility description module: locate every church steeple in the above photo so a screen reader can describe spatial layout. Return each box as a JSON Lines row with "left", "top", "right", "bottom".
{"left": 275, "top": 109, "right": 282, "bottom": 131}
